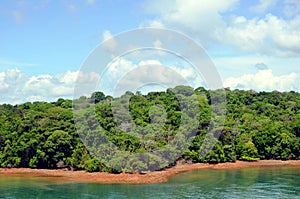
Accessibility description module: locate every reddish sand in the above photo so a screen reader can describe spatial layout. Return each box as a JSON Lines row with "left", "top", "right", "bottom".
{"left": 1, "top": 160, "right": 300, "bottom": 184}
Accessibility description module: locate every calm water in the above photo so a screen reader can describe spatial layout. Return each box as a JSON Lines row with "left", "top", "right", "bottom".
{"left": 0, "top": 166, "right": 299, "bottom": 199}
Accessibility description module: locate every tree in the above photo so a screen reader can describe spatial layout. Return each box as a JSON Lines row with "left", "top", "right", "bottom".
{"left": 90, "top": 92, "right": 106, "bottom": 103}
{"left": 43, "top": 130, "right": 73, "bottom": 168}
{"left": 0, "top": 86, "right": 300, "bottom": 172}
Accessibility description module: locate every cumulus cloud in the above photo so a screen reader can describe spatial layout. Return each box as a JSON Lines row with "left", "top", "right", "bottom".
{"left": 142, "top": 0, "right": 300, "bottom": 57}
{"left": 143, "top": 0, "right": 238, "bottom": 46}
{"left": 99, "top": 58, "right": 203, "bottom": 96}
{"left": 0, "top": 69, "right": 27, "bottom": 104}
{"left": 102, "top": 30, "right": 114, "bottom": 41}
{"left": 0, "top": 73, "right": 10, "bottom": 92}
{"left": 23, "top": 73, "right": 74, "bottom": 98}
{"left": 101, "top": 30, "right": 117, "bottom": 51}
{"left": 220, "top": 14, "right": 300, "bottom": 56}
{"left": 0, "top": 69, "right": 99, "bottom": 105}
{"left": 1, "top": 66, "right": 298, "bottom": 104}
{"left": 141, "top": 20, "right": 165, "bottom": 28}
{"left": 224, "top": 69, "right": 298, "bottom": 91}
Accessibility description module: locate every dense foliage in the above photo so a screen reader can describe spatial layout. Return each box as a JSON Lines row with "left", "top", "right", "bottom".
{"left": 0, "top": 86, "right": 299, "bottom": 173}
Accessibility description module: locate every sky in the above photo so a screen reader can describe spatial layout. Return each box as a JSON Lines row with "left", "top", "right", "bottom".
{"left": 0, "top": 0, "right": 300, "bottom": 104}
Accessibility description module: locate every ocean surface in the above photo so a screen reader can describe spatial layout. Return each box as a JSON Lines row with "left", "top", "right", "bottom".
{"left": 0, "top": 166, "right": 299, "bottom": 199}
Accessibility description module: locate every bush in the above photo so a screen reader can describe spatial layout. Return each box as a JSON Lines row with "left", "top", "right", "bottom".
{"left": 240, "top": 156, "right": 259, "bottom": 161}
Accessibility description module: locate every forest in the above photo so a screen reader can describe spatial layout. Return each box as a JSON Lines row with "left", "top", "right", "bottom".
{"left": 0, "top": 86, "right": 299, "bottom": 173}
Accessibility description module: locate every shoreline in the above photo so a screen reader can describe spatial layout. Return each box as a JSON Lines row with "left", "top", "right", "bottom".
{"left": 1, "top": 160, "right": 300, "bottom": 184}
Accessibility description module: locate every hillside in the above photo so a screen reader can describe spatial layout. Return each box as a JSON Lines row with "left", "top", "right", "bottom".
{"left": 0, "top": 86, "right": 299, "bottom": 173}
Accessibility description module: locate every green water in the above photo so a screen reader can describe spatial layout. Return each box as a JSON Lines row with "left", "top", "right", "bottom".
{"left": 0, "top": 166, "right": 299, "bottom": 199}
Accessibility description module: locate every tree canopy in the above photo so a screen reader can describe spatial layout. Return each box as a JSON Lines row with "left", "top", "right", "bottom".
{"left": 0, "top": 87, "right": 299, "bottom": 172}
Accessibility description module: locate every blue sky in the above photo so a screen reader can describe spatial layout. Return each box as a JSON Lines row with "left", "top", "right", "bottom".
{"left": 0, "top": 0, "right": 300, "bottom": 104}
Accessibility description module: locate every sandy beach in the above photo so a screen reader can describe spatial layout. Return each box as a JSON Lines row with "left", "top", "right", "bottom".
{"left": 1, "top": 160, "right": 300, "bottom": 184}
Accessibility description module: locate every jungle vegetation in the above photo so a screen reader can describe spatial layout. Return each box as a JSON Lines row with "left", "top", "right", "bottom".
{"left": 0, "top": 86, "right": 299, "bottom": 173}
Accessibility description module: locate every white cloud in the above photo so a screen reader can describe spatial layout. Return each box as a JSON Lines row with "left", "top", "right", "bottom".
{"left": 3, "top": 68, "right": 26, "bottom": 84}
{"left": 106, "top": 57, "right": 136, "bottom": 78}
{"left": 23, "top": 74, "right": 72, "bottom": 99}
{"left": 220, "top": 14, "right": 300, "bottom": 56}
{"left": 0, "top": 72, "right": 10, "bottom": 92}
{"left": 1, "top": 65, "right": 298, "bottom": 104}
{"left": 101, "top": 30, "right": 117, "bottom": 52}
{"left": 23, "top": 72, "right": 78, "bottom": 98}
{"left": 142, "top": 0, "right": 300, "bottom": 57}
{"left": 72, "top": 71, "right": 101, "bottom": 99}
{"left": 138, "top": 59, "right": 161, "bottom": 66}
{"left": 224, "top": 69, "right": 298, "bottom": 91}
{"left": 0, "top": 69, "right": 27, "bottom": 104}
{"left": 102, "top": 30, "right": 113, "bottom": 41}
{"left": 0, "top": 69, "right": 100, "bottom": 105}
{"left": 250, "top": 0, "right": 278, "bottom": 13}
{"left": 105, "top": 58, "right": 197, "bottom": 85}
{"left": 100, "top": 57, "right": 204, "bottom": 96}
{"left": 111, "top": 63, "right": 190, "bottom": 96}
{"left": 145, "top": 0, "right": 237, "bottom": 27}
{"left": 143, "top": 0, "right": 238, "bottom": 46}
{"left": 56, "top": 70, "right": 78, "bottom": 85}
{"left": 26, "top": 95, "right": 44, "bottom": 102}
{"left": 141, "top": 20, "right": 165, "bottom": 28}
{"left": 213, "top": 54, "right": 300, "bottom": 86}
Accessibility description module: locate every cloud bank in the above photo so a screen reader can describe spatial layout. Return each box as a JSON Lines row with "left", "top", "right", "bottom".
{"left": 224, "top": 69, "right": 298, "bottom": 91}
{"left": 1, "top": 66, "right": 298, "bottom": 105}
{"left": 143, "top": 0, "right": 300, "bottom": 57}
{"left": 0, "top": 69, "right": 98, "bottom": 105}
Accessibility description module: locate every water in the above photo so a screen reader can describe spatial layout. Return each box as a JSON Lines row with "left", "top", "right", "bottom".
{"left": 0, "top": 166, "right": 299, "bottom": 199}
